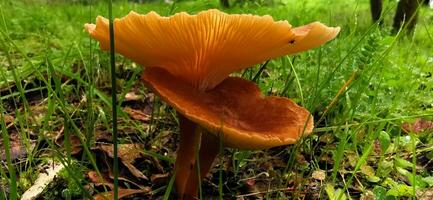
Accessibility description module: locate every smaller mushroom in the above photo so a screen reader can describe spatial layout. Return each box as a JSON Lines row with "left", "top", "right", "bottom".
{"left": 85, "top": 9, "right": 339, "bottom": 199}
{"left": 142, "top": 67, "right": 315, "bottom": 198}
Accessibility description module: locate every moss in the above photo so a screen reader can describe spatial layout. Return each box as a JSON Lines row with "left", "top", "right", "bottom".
{"left": 17, "top": 168, "right": 38, "bottom": 194}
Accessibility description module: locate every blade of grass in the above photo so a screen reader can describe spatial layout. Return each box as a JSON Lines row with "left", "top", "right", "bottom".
{"left": 0, "top": 102, "right": 17, "bottom": 200}
{"left": 107, "top": 0, "right": 119, "bottom": 198}
{"left": 287, "top": 57, "right": 304, "bottom": 105}
{"left": 410, "top": 130, "right": 417, "bottom": 196}
{"left": 167, "top": 0, "right": 177, "bottom": 15}
{"left": 83, "top": 14, "right": 97, "bottom": 154}
{"left": 252, "top": 60, "right": 270, "bottom": 83}
{"left": 337, "top": 123, "right": 386, "bottom": 200}
{"left": 163, "top": 171, "right": 177, "bottom": 200}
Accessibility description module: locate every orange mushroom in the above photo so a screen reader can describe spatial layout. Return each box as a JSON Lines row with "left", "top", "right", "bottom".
{"left": 85, "top": 9, "right": 339, "bottom": 199}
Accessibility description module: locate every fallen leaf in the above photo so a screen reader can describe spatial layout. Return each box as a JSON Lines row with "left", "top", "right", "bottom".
{"left": 93, "top": 188, "right": 150, "bottom": 200}
{"left": 55, "top": 126, "right": 82, "bottom": 155}
{"left": 0, "top": 131, "right": 28, "bottom": 161}
{"left": 402, "top": 118, "right": 433, "bottom": 134}
{"left": 107, "top": 168, "right": 148, "bottom": 189}
{"left": 94, "top": 129, "right": 113, "bottom": 142}
{"left": 151, "top": 157, "right": 165, "bottom": 173}
{"left": 88, "top": 171, "right": 114, "bottom": 190}
{"left": 97, "top": 144, "right": 148, "bottom": 180}
{"left": 98, "top": 144, "right": 143, "bottom": 164}
{"left": 3, "top": 114, "right": 14, "bottom": 124}
{"left": 123, "top": 163, "right": 147, "bottom": 180}
{"left": 312, "top": 170, "right": 326, "bottom": 181}
{"left": 89, "top": 168, "right": 151, "bottom": 194}
{"left": 123, "top": 107, "right": 150, "bottom": 122}
{"left": 150, "top": 173, "right": 170, "bottom": 184}
{"left": 98, "top": 152, "right": 148, "bottom": 190}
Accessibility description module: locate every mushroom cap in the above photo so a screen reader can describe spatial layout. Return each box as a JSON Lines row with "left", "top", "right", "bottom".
{"left": 142, "top": 67, "right": 313, "bottom": 150}
{"left": 85, "top": 9, "right": 340, "bottom": 91}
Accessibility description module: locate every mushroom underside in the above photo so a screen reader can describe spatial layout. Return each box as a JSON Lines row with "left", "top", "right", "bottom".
{"left": 85, "top": 10, "right": 340, "bottom": 90}
{"left": 141, "top": 67, "right": 314, "bottom": 150}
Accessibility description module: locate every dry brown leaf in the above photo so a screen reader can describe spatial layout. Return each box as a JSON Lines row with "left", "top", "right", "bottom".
{"left": 107, "top": 169, "right": 146, "bottom": 189}
{"left": 98, "top": 144, "right": 148, "bottom": 180}
{"left": 98, "top": 144, "right": 143, "bottom": 164}
{"left": 55, "top": 126, "right": 82, "bottom": 155}
{"left": 93, "top": 188, "right": 150, "bottom": 200}
{"left": 123, "top": 107, "right": 150, "bottom": 122}
{"left": 0, "top": 132, "right": 28, "bottom": 161}
{"left": 123, "top": 163, "right": 148, "bottom": 180}
{"left": 150, "top": 173, "right": 170, "bottom": 184}
{"left": 94, "top": 129, "right": 113, "bottom": 142}
{"left": 151, "top": 157, "right": 165, "bottom": 173}
{"left": 3, "top": 114, "right": 14, "bottom": 124}
{"left": 88, "top": 158, "right": 148, "bottom": 192}
{"left": 88, "top": 171, "right": 114, "bottom": 190}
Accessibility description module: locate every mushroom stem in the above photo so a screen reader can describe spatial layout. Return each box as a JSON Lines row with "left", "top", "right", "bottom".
{"left": 175, "top": 114, "right": 201, "bottom": 198}
{"left": 175, "top": 114, "right": 220, "bottom": 200}
{"left": 183, "top": 130, "right": 220, "bottom": 199}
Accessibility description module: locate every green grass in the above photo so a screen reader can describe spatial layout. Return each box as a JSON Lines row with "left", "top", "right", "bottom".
{"left": 1, "top": 0, "right": 433, "bottom": 199}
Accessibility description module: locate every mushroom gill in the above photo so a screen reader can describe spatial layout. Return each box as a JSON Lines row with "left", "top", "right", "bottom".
{"left": 85, "top": 9, "right": 339, "bottom": 91}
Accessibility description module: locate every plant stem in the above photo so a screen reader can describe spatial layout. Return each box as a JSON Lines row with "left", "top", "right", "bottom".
{"left": 107, "top": 0, "right": 119, "bottom": 199}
